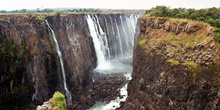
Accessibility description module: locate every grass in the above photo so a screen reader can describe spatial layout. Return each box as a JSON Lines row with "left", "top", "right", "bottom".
{"left": 136, "top": 38, "right": 147, "bottom": 48}
{"left": 167, "top": 58, "right": 180, "bottom": 66}
{"left": 183, "top": 61, "right": 198, "bottom": 69}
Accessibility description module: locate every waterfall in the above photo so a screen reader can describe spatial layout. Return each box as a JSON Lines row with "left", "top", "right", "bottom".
{"left": 86, "top": 14, "right": 138, "bottom": 73}
{"left": 45, "top": 20, "right": 72, "bottom": 106}
{"left": 87, "top": 14, "right": 138, "bottom": 110}
{"left": 95, "top": 15, "right": 111, "bottom": 59}
{"left": 86, "top": 15, "right": 112, "bottom": 71}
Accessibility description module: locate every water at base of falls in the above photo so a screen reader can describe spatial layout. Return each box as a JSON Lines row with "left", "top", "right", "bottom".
{"left": 88, "top": 83, "right": 130, "bottom": 110}
{"left": 94, "top": 55, "right": 133, "bottom": 74}
{"left": 89, "top": 54, "right": 133, "bottom": 110}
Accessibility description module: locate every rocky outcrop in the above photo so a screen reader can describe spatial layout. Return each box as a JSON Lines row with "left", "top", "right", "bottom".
{"left": 121, "top": 16, "right": 220, "bottom": 110}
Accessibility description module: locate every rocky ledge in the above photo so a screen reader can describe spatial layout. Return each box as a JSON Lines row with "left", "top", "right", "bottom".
{"left": 121, "top": 15, "right": 220, "bottom": 110}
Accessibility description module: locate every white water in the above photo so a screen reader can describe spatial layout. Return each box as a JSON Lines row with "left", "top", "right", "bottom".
{"left": 45, "top": 20, "right": 72, "bottom": 106}
{"left": 87, "top": 15, "right": 113, "bottom": 71}
{"left": 86, "top": 14, "right": 138, "bottom": 110}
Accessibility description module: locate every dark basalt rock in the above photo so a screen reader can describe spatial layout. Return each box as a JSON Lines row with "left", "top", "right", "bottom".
{"left": 120, "top": 16, "right": 220, "bottom": 110}
{"left": 90, "top": 72, "right": 128, "bottom": 103}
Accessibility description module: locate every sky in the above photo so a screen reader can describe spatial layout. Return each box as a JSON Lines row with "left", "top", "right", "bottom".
{"left": 0, "top": 0, "right": 220, "bottom": 11}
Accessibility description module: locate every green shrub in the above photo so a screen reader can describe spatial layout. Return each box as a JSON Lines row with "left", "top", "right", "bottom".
{"left": 49, "top": 91, "right": 67, "bottom": 110}
{"left": 55, "top": 11, "right": 61, "bottom": 16}
{"left": 81, "top": 12, "right": 86, "bottom": 15}
{"left": 183, "top": 61, "right": 198, "bottom": 69}
{"left": 215, "top": 32, "right": 220, "bottom": 42}
{"left": 41, "top": 15, "right": 46, "bottom": 19}
{"left": 215, "top": 27, "right": 220, "bottom": 32}
{"left": 167, "top": 59, "right": 179, "bottom": 66}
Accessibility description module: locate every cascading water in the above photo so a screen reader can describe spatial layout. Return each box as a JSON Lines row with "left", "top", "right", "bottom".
{"left": 86, "top": 14, "right": 138, "bottom": 110}
{"left": 45, "top": 20, "right": 72, "bottom": 106}
{"left": 86, "top": 15, "right": 112, "bottom": 71}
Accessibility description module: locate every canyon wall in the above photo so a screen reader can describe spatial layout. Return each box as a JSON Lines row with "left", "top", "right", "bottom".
{"left": 121, "top": 15, "right": 220, "bottom": 110}
{"left": 0, "top": 14, "right": 97, "bottom": 109}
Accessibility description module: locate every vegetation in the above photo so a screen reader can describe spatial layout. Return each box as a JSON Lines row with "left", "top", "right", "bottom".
{"left": 55, "top": 11, "right": 61, "bottom": 16}
{"left": 0, "top": 8, "right": 145, "bottom": 15}
{"left": 0, "top": 41, "right": 26, "bottom": 78}
{"left": 183, "top": 61, "right": 200, "bottom": 83}
{"left": 167, "top": 59, "right": 180, "bottom": 66}
{"left": 0, "top": 40, "right": 35, "bottom": 109}
{"left": 48, "top": 91, "right": 67, "bottom": 110}
{"left": 146, "top": 6, "right": 220, "bottom": 42}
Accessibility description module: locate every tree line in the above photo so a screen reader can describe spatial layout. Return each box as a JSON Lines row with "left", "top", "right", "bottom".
{"left": 0, "top": 8, "right": 100, "bottom": 14}
{"left": 146, "top": 6, "right": 220, "bottom": 42}
{"left": 0, "top": 8, "right": 144, "bottom": 15}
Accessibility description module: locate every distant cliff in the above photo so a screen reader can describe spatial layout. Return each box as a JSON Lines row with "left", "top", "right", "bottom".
{"left": 121, "top": 15, "right": 220, "bottom": 110}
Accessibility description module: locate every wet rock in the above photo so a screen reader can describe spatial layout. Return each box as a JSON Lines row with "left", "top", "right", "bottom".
{"left": 90, "top": 73, "right": 128, "bottom": 103}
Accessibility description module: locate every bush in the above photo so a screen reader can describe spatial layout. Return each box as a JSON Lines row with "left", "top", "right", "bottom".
{"left": 215, "top": 32, "right": 220, "bottom": 42}
{"left": 55, "top": 11, "right": 61, "bottom": 16}
{"left": 150, "top": 6, "right": 169, "bottom": 17}
{"left": 49, "top": 91, "right": 67, "bottom": 110}
{"left": 81, "top": 12, "right": 86, "bottom": 15}
{"left": 41, "top": 15, "right": 46, "bottom": 19}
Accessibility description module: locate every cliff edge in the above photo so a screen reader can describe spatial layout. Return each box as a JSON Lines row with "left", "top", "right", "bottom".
{"left": 121, "top": 15, "right": 220, "bottom": 110}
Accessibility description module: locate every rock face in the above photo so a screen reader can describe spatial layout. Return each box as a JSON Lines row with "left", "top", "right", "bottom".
{"left": 0, "top": 14, "right": 96, "bottom": 109}
{"left": 121, "top": 16, "right": 220, "bottom": 110}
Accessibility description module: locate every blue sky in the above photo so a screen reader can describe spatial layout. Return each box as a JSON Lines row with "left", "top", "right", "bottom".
{"left": 0, "top": 0, "right": 220, "bottom": 10}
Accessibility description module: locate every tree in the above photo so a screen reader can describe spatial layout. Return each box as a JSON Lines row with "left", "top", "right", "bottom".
{"left": 189, "top": 12, "right": 199, "bottom": 19}
{"left": 150, "top": 6, "right": 169, "bottom": 17}
{"left": 20, "top": 9, "right": 27, "bottom": 13}
{"left": 197, "top": 9, "right": 207, "bottom": 17}
{"left": 36, "top": 8, "right": 40, "bottom": 13}
{"left": 171, "top": 8, "right": 181, "bottom": 17}
{"left": 180, "top": 12, "right": 189, "bottom": 18}
{"left": 0, "top": 10, "right": 6, "bottom": 13}
{"left": 187, "top": 8, "right": 195, "bottom": 16}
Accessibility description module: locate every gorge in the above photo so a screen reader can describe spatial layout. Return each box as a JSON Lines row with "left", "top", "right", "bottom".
{"left": 0, "top": 13, "right": 138, "bottom": 110}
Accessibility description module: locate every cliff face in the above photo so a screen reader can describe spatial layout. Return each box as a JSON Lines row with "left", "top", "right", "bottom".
{"left": 0, "top": 14, "right": 96, "bottom": 109}
{"left": 121, "top": 15, "right": 220, "bottom": 110}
